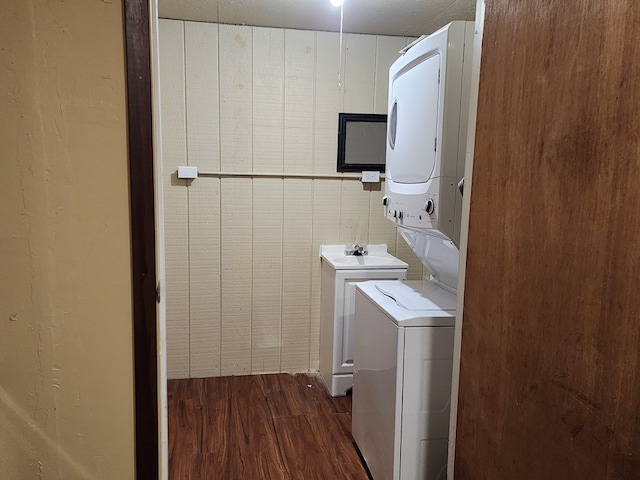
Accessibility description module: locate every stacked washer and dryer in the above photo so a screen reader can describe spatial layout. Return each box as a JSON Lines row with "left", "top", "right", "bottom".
{"left": 352, "top": 21, "right": 474, "bottom": 480}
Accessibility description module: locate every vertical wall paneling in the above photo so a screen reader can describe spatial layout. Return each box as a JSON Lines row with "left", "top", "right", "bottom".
{"left": 342, "top": 34, "right": 377, "bottom": 113}
{"left": 158, "top": 19, "right": 190, "bottom": 378}
{"left": 251, "top": 178, "right": 284, "bottom": 373}
{"left": 282, "top": 30, "right": 316, "bottom": 370}
{"left": 220, "top": 178, "right": 253, "bottom": 375}
{"left": 313, "top": 31, "right": 341, "bottom": 174}
{"left": 367, "top": 186, "right": 397, "bottom": 250}
{"left": 160, "top": 21, "right": 422, "bottom": 378}
{"left": 252, "top": 27, "right": 285, "bottom": 173}
{"left": 218, "top": 24, "right": 253, "bottom": 374}
{"left": 339, "top": 181, "right": 370, "bottom": 245}
{"left": 281, "top": 180, "right": 314, "bottom": 372}
{"left": 455, "top": 1, "right": 640, "bottom": 478}
{"left": 373, "top": 36, "right": 405, "bottom": 114}
{"left": 186, "top": 179, "right": 221, "bottom": 377}
{"left": 185, "top": 21, "right": 221, "bottom": 377}
{"left": 310, "top": 179, "right": 343, "bottom": 369}
{"left": 219, "top": 24, "right": 253, "bottom": 172}
{"left": 185, "top": 21, "right": 220, "bottom": 172}
{"left": 284, "top": 30, "right": 316, "bottom": 173}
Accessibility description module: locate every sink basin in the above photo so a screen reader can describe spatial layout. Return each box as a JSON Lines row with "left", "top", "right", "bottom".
{"left": 320, "top": 244, "right": 408, "bottom": 270}
{"left": 331, "top": 255, "right": 401, "bottom": 267}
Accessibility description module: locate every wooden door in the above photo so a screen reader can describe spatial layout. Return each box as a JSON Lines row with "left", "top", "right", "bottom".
{"left": 455, "top": 1, "right": 640, "bottom": 478}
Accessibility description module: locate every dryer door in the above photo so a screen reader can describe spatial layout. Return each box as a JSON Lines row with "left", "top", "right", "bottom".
{"left": 387, "top": 53, "right": 441, "bottom": 185}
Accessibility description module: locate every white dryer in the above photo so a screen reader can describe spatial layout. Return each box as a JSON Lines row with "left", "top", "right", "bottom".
{"left": 353, "top": 280, "right": 455, "bottom": 480}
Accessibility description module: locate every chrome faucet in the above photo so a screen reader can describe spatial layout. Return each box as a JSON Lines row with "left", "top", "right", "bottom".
{"left": 345, "top": 244, "right": 367, "bottom": 256}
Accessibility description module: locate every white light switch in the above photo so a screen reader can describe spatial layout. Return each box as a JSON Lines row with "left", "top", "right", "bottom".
{"left": 177, "top": 166, "right": 198, "bottom": 179}
{"left": 361, "top": 171, "right": 380, "bottom": 183}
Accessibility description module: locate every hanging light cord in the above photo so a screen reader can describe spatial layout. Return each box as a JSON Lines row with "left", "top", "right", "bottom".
{"left": 338, "top": 1, "right": 344, "bottom": 88}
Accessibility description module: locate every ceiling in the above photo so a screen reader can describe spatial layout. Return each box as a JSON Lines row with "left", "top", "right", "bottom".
{"left": 158, "top": 0, "right": 476, "bottom": 37}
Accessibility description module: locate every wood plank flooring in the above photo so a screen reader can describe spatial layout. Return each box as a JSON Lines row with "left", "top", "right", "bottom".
{"left": 168, "top": 373, "right": 371, "bottom": 479}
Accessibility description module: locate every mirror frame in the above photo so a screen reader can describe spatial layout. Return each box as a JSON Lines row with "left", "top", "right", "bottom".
{"left": 337, "top": 113, "right": 387, "bottom": 172}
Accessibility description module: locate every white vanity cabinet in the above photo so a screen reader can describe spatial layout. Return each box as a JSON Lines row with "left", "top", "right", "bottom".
{"left": 319, "top": 245, "right": 407, "bottom": 396}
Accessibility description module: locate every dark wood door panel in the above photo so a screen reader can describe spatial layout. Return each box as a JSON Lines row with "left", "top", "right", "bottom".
{"left": 456, "top": 1, "right": 640, "bottom": 478}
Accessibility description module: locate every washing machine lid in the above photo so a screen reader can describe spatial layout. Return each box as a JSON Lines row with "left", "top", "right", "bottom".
{"left": 357, "top": 280, "right": 456, "bottom": 327}
{"left": 398, "top": 227, "right": 459, "bottom": 293}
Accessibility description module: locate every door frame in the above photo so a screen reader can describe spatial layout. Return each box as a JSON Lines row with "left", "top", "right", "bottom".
{"left": 123, "top": 0, "right": 160, "bottom": 478}
{"left": 446, "top": 0, "right": 485, "bottom": 477}
{"left": 121, "top": 1, "right": 488, "bottom": 477}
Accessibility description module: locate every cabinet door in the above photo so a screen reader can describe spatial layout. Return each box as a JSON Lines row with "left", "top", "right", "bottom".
{"left": 341, "top": 280, "right": 360, "bottom": 368}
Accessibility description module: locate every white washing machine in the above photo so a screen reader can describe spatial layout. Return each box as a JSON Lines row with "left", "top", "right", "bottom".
{"left": 352, "top": 280, "right": 455, "bottom": 480}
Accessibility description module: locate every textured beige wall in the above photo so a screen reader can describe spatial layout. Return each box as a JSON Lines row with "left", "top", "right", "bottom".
{"left": 0, "top": 0, "right": 135, "bottom": 478}
{"left": 159, "top": 20, "right": 425, "bottom": 379}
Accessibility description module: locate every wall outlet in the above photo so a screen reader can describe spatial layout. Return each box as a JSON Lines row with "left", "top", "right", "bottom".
{"left": 177, "top": 166, "right": 198, "bottom": 179}
{"left": 361, "top": 171, "right": 380, "bottom": 183}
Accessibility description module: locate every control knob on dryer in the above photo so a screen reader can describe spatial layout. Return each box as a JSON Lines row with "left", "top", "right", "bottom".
{"left": 424, "top": 198, "right": 435, "bottom": 215}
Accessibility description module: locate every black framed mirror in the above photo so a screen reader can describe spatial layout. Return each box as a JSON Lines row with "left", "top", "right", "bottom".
{"left": 337, "top": 113, "right": 387, "bottom": 172}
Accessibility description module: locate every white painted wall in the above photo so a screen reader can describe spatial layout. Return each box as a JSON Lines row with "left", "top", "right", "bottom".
{"left": 158, "top": 19, "right": 423, "bottom": 378}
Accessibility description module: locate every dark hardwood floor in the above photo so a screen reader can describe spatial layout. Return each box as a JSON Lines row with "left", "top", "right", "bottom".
{"left": 168, "top": 373, "right": 371, "bottom": 479}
